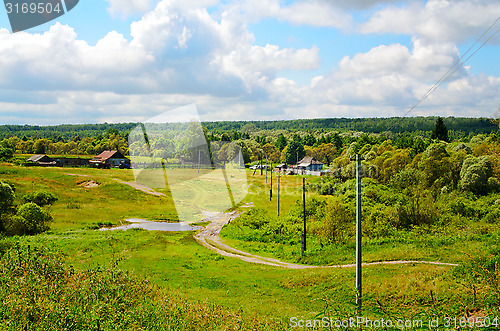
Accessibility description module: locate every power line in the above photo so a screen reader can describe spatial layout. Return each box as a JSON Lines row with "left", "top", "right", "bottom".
{"left": 387, "top": 16, "right": 500, "bottom": 132}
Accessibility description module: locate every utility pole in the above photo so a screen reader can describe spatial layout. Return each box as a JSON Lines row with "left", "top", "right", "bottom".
{"left": 198, "top": 149, "right": 201, "bottom": 174}
{"left": 355, "top": 154, "right": 362, "bottom": 311}
{"left": 270, "top": 162, "right": 273, "bottom": 201}
{"left": 260, "top": 154, "right": 263, "bottom": 176}
{"left": 265, "top": 155, "right": 268, "bottom": 184}
{"left": 301, "top": 177, "right": 306, "bottom": 256}
{"left": 277, "top": 174, "right": 281, "bottom": 216}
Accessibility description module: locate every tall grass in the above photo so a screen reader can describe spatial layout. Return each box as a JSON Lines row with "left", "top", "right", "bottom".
{"left": 0, "top": 242, "right": 284, "bottom": 330}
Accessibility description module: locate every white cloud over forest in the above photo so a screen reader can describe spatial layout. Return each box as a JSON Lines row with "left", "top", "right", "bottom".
{"left": 0, "top": 0, "right": 499, "bottom": 124}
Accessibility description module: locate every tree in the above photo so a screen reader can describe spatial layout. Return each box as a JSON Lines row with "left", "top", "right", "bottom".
{"left": 331, "top": 132, "right": 343, "bottom": 151}
{"left": 418, "top": 143, "right": 450, "bottom": 187}
{"left": 0, "top": 147, "right": 13, "bottom": 160}
{"left": 0, "top": 181, "right": 15, "bottom": 214}
{"left": 312, "top": 143, "right": 337, "bottom": 166}
{"left": 262, "top": 143, "right": 280, "bottom": 163}
{"left": 379, "top": 149, "right": 411, "bottom": 182}
{"left": 303, "top": 134, "right": 316, "bottom": 147}
{"left": 6, "top": 203, "right": 51, "bottom": 236}
{"left": 431, "top": 117, "right": 449, "bottom": 142}
{"left": 284, "top": 135, "right": 305, "bottom": 165}
{"left": 459, "top": 156, "right": 494, "bottom": 195}
{"left": 216, "top": 142, "right": 241, "bottom": 164}
{"left": 275, "top": 134, "right": 287, "bottom": 151}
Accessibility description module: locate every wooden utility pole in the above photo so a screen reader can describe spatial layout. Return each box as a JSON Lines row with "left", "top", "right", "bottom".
{"left": 198, "top": 149, "right": 201, "bottom": 174}
{"left": 270, "top": 162, "right": 273, "bottom": 201}
{"left": 301, "top": 177, "right": 306, "bottom": 256}
{"left": 277, "top": 174, "right": 281, "bottom": 216}
{"left": 260, "top": 154, "right": 263, "bottom": 176}
{"left": 355, "top": 154, "right": 362, "bottom": 310}
{"left": 265, "top": 155, "right": 268, "bottom": 184}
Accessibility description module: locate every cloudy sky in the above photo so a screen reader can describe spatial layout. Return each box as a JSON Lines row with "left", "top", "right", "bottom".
{"left": 0, "top": 0, "right": 499, "bottom": 125}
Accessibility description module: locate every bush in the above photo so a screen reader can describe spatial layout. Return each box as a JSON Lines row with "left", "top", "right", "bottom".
{"left": 5, "top": 202, "right": 51, "bottom": 235}
{"left": 0, "top": 147, "right": 13, "bottom": 160}
{"left": 235, "top": 208, "right": 271, "bottom": 230}
{"left": 22, "top": 190, "right": 58, "bottom": 206}
{"left": 459, "top": 156, "right": 494, "bottom": 195}
{"left": 484, "top": 208, "right": 500, "bottom": 224}
{"left": 315, "top": 198, "right": 354, "bottom": 244}
{"left": 363, "top": 205, "right": 397, "bottom": 238}
{"left": 0, "top": 181, "right": 15, "bottom": 213}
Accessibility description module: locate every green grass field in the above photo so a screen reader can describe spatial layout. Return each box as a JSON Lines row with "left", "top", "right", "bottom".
{"left": 1, "top": 163, "right": 499, "bottom": 329}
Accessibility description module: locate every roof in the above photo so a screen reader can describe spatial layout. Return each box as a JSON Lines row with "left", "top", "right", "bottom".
{"left": 297, "top": 156, "right": 323, "bottom": 167}
{"left": 27, "top": 155, "right": 52, "bottom": 162}
{"left": 91, "top": 150, "right": 126, "bottom": 162}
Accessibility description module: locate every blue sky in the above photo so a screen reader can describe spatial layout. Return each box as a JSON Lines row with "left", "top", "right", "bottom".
{"left": 0, "top": 0, "right": 499, "bottom": 125}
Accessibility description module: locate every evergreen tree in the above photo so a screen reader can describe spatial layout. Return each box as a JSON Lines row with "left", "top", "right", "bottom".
{"left": 431, "top": 117, "right": 449, "bottom": 142}
{"left": 303, "top": 134, "right": 316, "bottom": 147}
{"left": 284, "top": 135, "right": 305, "bottom": 164}
{"left": 275, "top": 134, "right": 287, "bottom": 151}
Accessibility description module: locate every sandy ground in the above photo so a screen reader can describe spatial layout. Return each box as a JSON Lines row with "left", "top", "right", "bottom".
{"left": 81, "top": 180, "right": 99, "bottom": 188}
{"left": 194, "top": 207, "right": 459, "bottom": 269}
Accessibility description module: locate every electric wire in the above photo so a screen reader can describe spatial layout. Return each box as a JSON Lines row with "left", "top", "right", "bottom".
{"left": 386, "top": 16, "right": 500, "bottom": 132}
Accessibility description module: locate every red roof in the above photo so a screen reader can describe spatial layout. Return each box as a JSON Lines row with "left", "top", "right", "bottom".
{"left": 91, "top": 150, "right": 124, "bottom": 162}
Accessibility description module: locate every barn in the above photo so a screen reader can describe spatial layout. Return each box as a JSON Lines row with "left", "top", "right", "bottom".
{"left": 26, "top": 154, "right": 56, "bottom": 166}
{"left": 90, "top": 150, "right": 130, "bottom": 168}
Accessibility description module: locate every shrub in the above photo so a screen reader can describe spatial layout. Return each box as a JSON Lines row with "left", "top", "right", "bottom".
{"left": 317, "top": 198, "right": 354, "bottom": 244}
{"left": 363, "top": 205, "right": 397, "bottom": 238}
{"left": 235, "top": 208, "right": 271, "bottom": 230}
{"left": 418, "top": 142, "right": 450, "bottom": 187}
{"left": 6, "top": 202, "right": 51, "bottom": 235}
{"left": 452, "top": 142, "right": 472, "bottom": 154}
{"left": 0, "top": 147, "right": 13, "bottom": 160}
{"left": 22, "top": 190, "right": 58, "bottom": 206}
{"left": 0, "top": 181, "right": 15, "bottom": 213}
{"left": 459, "top": 156, "right": 494, "bottom": 195}
{"left": 484, "top": 208, "right": 500, "bottom": 224}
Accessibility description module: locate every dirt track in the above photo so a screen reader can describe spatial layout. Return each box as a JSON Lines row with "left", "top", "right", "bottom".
{"left": 194, "top": 208, "right": 459, "bottom": 269}
{"left": 118, "top": 181, "right": 166, "bottom": 197}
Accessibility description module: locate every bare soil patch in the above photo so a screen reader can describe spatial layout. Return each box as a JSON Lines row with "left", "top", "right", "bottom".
{"left": 79, "top": 180, "right": 100, "bottom": 188}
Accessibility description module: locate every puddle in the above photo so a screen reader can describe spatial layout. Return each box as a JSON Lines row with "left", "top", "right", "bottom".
{"left": 99, "top": 218, "right": 202, "bottom": 232}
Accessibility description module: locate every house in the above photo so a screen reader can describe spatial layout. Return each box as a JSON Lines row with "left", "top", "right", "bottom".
{"left": 26, "top": 154, "right": 56, "bottom": 166}
{"left": 297, "top": 156, "right": 323, "bottom": 172}
{"left": 273, "top": 163, "right": 288, "bottom": 172}
{"left": 90, "top": 150, "right": 130, "bottom": 168}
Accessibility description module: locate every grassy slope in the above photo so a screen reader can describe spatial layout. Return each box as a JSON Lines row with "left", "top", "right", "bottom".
{"left": 1, "top": 163, "right": 497, "bottom": 329}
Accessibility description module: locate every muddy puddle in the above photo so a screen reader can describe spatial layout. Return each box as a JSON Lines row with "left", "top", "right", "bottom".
{"left": 99, "top": 218, "right": 202, "bottom": 232}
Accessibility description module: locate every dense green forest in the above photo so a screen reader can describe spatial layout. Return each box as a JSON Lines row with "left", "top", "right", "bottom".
{"left": 0, "top": 116, "right": 496, "bottom": 141}
{"left": 0, "top": 117, "right": 497, "bottom": 164}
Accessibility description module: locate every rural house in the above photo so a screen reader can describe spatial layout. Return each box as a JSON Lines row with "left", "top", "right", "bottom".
{"left": 273, "top": 163, "right": 288, "bottom": 173}
{"left": 297, "top": 156, "right": 323, "bottom": 172}
{"left": 90, "top": 150, "right": 130, "bottom": 168}
{"left": 26, "top": 154, "right": 56, "bottom": 166}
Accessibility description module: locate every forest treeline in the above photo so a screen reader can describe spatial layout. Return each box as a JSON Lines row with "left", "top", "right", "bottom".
{"left": 0, "top": 117, "right": 496, "bottom": 141}
{"left": 0, "top": 116, "right": 497, "bottom": 162}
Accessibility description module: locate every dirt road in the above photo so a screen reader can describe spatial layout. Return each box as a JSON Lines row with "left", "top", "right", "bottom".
{"left": 194, "top": 208, "right": 459, "bottom": 269}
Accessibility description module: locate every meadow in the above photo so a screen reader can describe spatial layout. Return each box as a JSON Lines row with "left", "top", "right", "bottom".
{"left": 0, "top": 162, "right": 499, "bottom": 330}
